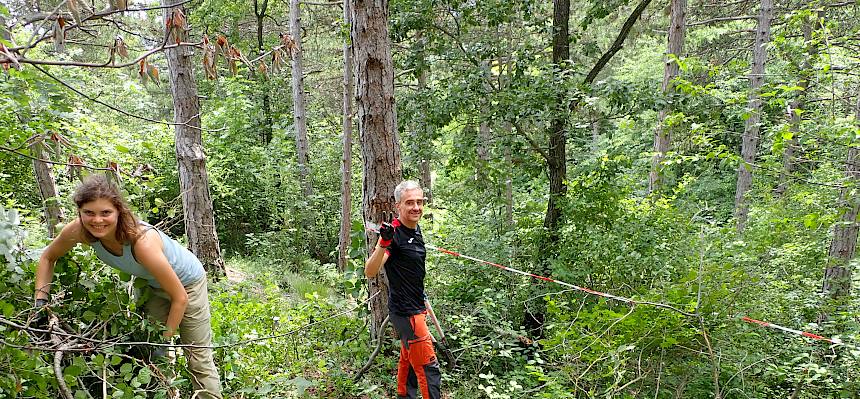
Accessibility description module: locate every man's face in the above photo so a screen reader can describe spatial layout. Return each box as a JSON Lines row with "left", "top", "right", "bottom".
{"left": 396, "top": 188, "right": 424, "bottom": 226}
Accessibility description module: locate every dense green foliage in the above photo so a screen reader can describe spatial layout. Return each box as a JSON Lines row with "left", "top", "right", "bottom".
{"left": 3, "top": 0, "right": 860, "bottom": 397}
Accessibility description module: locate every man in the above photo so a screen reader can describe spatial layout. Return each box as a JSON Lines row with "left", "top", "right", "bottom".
{"left": 365, "top": 180, "right": 441, "bottom": 399}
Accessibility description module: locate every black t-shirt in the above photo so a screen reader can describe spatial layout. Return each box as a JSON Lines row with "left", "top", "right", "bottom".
{"left": 385, "top": 221, "right": 427, "bottom": 316}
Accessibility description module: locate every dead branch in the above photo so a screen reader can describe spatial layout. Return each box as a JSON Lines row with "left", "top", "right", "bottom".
{"left": 687, "top": 15, "right": 758, "bottom": 27}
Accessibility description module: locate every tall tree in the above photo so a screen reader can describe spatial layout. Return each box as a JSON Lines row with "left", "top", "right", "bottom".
{"left": 338, "top": 0, "right": 355, "bottom": 272}
{"left": 254, "top": 0, "right": 274, "bottom": 145}
{"left": 30, "top": 138, "right": 64, "bottom": 238}
{"left": 734, "top": 0, "right": 773, "bottom": 233}
{"left": 164, "top": 0, "right": 225, "bottom": 275}
{"left": 290, "top": 0, "right": 313, "bottom": 197}
{"left": 648, "top": 0, "right": 687, "bottom": 194}
{"left": 774, "top": 12, "right": 819, "bottom": 197}
{"left": 544, "top": 0, "right": 569, "bottom": 235}
{"left": 822, "top": 96, "right": 860, "bottom": 300}
{"left": 352, "top": 0, "right": 402, "bottom": 338}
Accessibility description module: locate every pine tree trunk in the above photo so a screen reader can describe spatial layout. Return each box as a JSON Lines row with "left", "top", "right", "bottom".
{"left": 31, "top": 141, "right": 64, "bottom": 238}
{"left": 735, "top": 0, "right": 773, "bottom": 233}
{"left": 338, "top": 0, "right": 355, "bottom": 272}
{"left": 545, "top": 0, "right": 569, "bottom": 235}
{"left": 822, "top": 98, "right": 860, "bottom": 299}
{"left": 649, "top": 0, "right": 686, "bottom": 194}
{"left": 164, "top": 0, "right": 225, "bottom": 276}
{"left": 290, "top": 0, "right": 313, "bottom": 197}
{"left": 352, "top": 0, "right": 402, "bottom": 339}
{"left": 775, "top": 14, "right": 818, "bottom": 197}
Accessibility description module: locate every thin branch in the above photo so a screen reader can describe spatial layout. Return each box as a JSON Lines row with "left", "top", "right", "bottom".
{"left": 8, "top": 41, "right": 201, "bottom": 68}
{"left": 0, "top": 145, "right": 119, "bottom": 173}
{"left": 583, "top": 0, "right": 654, "bottom": 86}
{"left": 301, "top": 0, "right": 343, "bottom": 5}
{"left": 511, "top": 120, "right": 550, "bottom": 163}
{"left": 687, "top": 15, "right": 757, "bottom": 27}
{"left": 32, "top": 65, "right": 223, "bottom": 132}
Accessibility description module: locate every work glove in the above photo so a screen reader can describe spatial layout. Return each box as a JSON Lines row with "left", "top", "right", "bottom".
{"left": 378, "top": 212, "right": 399, "bottom": 248}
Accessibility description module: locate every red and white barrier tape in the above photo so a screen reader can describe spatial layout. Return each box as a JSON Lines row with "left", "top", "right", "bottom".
{"left": 365, "top": 222, "right": 854, "bottom": 348}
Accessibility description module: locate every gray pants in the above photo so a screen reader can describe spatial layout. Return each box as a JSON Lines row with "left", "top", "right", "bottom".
{"left": 145, "top": 277, "right": 223, "bottom": 399}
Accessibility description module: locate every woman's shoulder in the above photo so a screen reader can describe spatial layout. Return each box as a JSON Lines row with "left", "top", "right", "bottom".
{"left": 58, "top": 218, "right": 88, "bottom": 244}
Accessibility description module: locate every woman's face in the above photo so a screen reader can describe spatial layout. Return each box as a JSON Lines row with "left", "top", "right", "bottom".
{"left": 79, "top": 198, "right": 119, "bottom": 240}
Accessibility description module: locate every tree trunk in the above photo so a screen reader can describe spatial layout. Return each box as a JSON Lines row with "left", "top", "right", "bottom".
{"left": 477, "top": 122, "right": 491, "bottom": 182}
{"left": 545, "top": 0, "right": 569, "bottom": 235}
{"left": 648, "top": 0, "right": 686, "bottom": 194}
{"left": 164, "top": 0, "right": 225, "bottom": 276}
{"left": 503, "top": 124, "right": 514, "bottom": 227}
{"left": 352, "top": 0, "right": 402, "bottom": 339}
{"left": 31, "top": 140, "right": 64, "bottom": 238}
{"left": 775, "top": 13, "right": 818, "bottom": 197}
{"left": 290, "top": 0, "right": 313, "bottom": 197}
{"left": 338, "top": 0, "right": 355, "bottom": 272}
{"left": 734, "top": 0, "right": 773, "bottom": 233}
{"left": 254, "top": 0, "right": 274, "bottom": 145}
{"left": 822, "top": 97, "right": 860, "bottom": 299}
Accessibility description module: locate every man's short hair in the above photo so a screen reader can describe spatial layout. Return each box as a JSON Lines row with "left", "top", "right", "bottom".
{"left": 394, "top": 180, "right": 422, "bottom": 203}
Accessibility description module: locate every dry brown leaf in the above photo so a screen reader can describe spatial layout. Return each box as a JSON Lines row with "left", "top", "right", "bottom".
{"left": 281, "top": 33, "right": 298, "bottom": 58}
{"left": 147, "top": 64, "right": 160, "bottom": 85}
{"left": 68, "top": 0, "right": 83, "bottom": 25}
{"left": 52, "top": 20, "right": 65, "bottom": 53}
{"left": 138, "top": 58, "right": 148, "bottom": 85}
{"left": 257, "top": 61, "right": 268, "bottom": 76}
{"left": 115, "top": 36, "right": 128, "bottom": 59}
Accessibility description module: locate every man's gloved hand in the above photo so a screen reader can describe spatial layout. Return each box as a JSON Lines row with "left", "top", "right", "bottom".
{"left": 378, "top": 212, "right": 398, "bottom": 248}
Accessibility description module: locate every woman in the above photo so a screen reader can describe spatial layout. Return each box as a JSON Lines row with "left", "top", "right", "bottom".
{"left": 34, "top": 174, "right": 222, "bottom": 399}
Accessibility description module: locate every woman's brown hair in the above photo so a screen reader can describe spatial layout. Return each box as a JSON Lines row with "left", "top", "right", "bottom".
{"left": 73, "top": 174, "right": 141, "bottom": 244}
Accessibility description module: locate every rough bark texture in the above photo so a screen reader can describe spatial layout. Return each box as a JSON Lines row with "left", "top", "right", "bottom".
{"left": 775, "top": 14, "right": 818, "bottom": 197}
{"left": 822, "top": 98, "right": 860, "bottom": 299}
{"left": 735, "top": 0, "right": 773, "bottom": 233}
{"left": 254, "top": 0, "right": 274, "bottom": 145}
{"left": 338, "top": 0, "right": 355, "bottom": 272}
{"left": 648, "top": 0, "right": 686, "bottom": 194}
{"left": 290, "top": 0, "right": 313, "bottom": 197}
{"left": 352, "top": 0, "right": 402, "bottom": 339}
{"left": 30, "top": 141, "right": 64, "bottom": 238}
{"left": 164, "top": 0, "right": 225, "bottom": 276}
{"left": 545, "top": 0, "right": 569, "bottom": 235}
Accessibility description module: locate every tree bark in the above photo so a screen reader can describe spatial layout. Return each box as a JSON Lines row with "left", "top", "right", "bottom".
{"left": 477, "top": 122, "right": 491, "bottom": 182}
{"left": 545, "top": 0, "right": 569, "bottom": 235}
{"left": 775, "top": 13, "right": 819, "bottom": 197}
{"left": 254, "top": 0, "right": 274, "bottom": 145}
{"left": 734, "top": 0, "right": 773, "bottom": 233}
{"left": 352, "top": 0, "right": 402, "bottom": 339}
{"left": 290, "top": 0, "right": 313, "bottom": 197}
{"left": 822, "top": 97, "right": 860, "bottom": 299}
{"left": 649, "top": 0, "right": 686, "bottom": 194}
{"left": 30, "top": 140, "right": 64, "bottom": 238}
{"left": 338, "top": 0, "right": 355, "bottom": 272}
{"left": 503, "top": 124, "right": 514, "bottom": 227}
{"left": 164, "top": 0, "right": 225, "bottom": 276}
